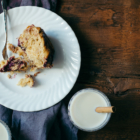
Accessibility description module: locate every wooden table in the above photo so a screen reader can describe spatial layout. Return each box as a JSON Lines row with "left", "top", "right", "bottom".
{"left": 57, "top": 0, "right": 140, "bottom": 139}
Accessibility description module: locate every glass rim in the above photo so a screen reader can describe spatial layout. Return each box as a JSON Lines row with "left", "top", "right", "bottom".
{"left": 0, "top": 119, "right": 11, "bottom": 140}
{"left": 68, "top": 88, "right": 111, "bottom": 132}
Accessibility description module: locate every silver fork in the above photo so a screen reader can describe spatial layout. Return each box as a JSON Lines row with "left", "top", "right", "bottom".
{"left": 1, "top": 0, "right": 8, "bottom": 60}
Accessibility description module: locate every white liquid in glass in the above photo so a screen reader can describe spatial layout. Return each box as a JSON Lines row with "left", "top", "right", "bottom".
{"left": 0, "top": 122, "right": 8, "bottom": 140}
{"left": 70, "top": 91, "right": 108, "bottom": 130}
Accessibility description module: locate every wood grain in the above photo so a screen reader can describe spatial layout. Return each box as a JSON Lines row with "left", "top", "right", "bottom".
{"left": 57, "top": 0, "right": 140, "bottom": 139}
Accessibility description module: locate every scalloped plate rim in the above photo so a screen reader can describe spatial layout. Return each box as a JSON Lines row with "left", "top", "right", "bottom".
{"left": 0, "top": 6, "right": 81, "bottom": 112}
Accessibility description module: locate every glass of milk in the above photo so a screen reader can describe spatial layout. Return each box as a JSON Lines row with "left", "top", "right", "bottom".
{"left": 68, "top": 88, "right": 111, "bottom": 131}
{"left": 0, "top": 120, "right": 11, "bottom": 140}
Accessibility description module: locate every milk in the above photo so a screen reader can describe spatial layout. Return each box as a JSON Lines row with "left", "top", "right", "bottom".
{"left": 0, "top": 122, "right": 9, "bottom": 140}
{"left": 69, "top": 89, "right": 110, "bottom": 130}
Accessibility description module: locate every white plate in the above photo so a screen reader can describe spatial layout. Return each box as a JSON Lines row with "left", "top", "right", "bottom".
{"left": 0, "top": 6, "right": 81, "bottom": 112}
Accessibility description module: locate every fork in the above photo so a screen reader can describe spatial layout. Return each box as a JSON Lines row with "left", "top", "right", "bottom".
{"left": 1, "top": 0, "right": 8, "bottom": 60}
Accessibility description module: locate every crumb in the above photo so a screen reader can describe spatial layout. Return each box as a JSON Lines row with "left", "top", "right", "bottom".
{"left": 11, "top": 54, "right": 15, "bottom": 57}
{"left": 8, "top": 43, "right": 18, "bottom": 53}
{"left": 25, "top": 74, "right": 28, "bottom": 78}
{"left": 17, "top": 74, "right": 34, "bottom": 87}
{"left": 15, "top": 71, "right": 21, "bottom": 73}
{"left": 10, "top": 71, "right": 14, "bottom": 75}
{"left": 8, "top": 73, "right": 17, "bottom": 79}
{"left": 7, "top": 74, "right": 11, "bottom": 79}
{"left": 8, "top": 43, "right": 27, "bottom": 58}
{"left": 30, "top": 67, "right": 37, "bottom": 72}
{"left": 34, "top": 71, "right": 40, "bottom": 77}
{"left": 12, "top": 73, "right": 17, "bottom": 79}
{"left": 0, "top": 60, "right": 7, "bottom": 69}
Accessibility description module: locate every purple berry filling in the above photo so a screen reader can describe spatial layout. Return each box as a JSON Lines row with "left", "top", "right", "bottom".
{"left": 0, "top": 56, "right": 26, "bottom": 72}
{"left": 18, "top": 39, "right": 20, "bottom": 46}
{"left": 18, "top": 39, "right": 26, "bottom": 51}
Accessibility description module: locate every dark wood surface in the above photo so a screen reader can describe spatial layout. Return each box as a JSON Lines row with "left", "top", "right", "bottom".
{"left": 57, "top": 0, "right": 140, "bottom": 139}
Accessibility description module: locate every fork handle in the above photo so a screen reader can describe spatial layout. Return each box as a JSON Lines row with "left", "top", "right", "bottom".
{"left": 1, "top": 0, "right": 7, "bottom": 36}
{"left": 1, "top": 0, "right": 7, "bottom": 9}
{"left": 1, "top": 0, "right": 8, "bottom": 60}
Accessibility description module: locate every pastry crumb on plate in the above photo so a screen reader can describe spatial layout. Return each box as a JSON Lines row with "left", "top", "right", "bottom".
{"left": 17, "top": 74, "right": 34, "bottom": 87}
{"left": 8, "top": 43, "right": 18, "bottom": 53}
{"left": 10, "top": 71, "right": 14, "bottom": 75}
{"left": 7, "top": 74, "right": 11, "bottom": 79}
{"left": 34, "top": 71, "right": 40, "bottom": 77}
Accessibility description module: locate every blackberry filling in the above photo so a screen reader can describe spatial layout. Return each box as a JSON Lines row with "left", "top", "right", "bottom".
{"left": 0, "top": 56, "right": 27, "bottom": 72}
